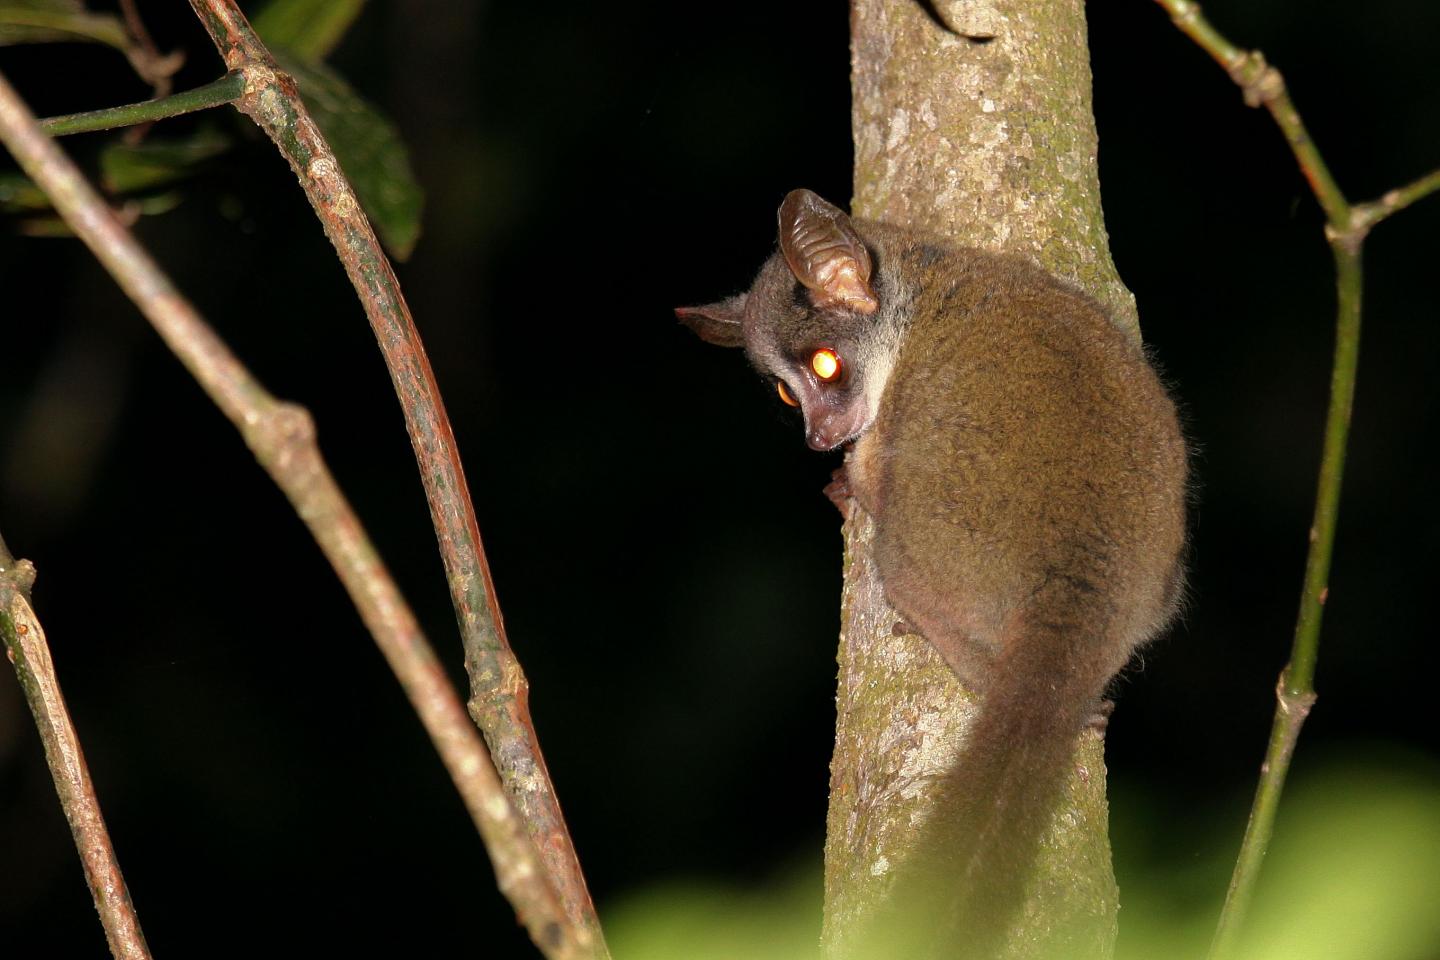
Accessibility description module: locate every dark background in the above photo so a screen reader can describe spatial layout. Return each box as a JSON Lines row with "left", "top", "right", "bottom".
{"left": 2, "top": 1, "right": 1438, "bottom": 956}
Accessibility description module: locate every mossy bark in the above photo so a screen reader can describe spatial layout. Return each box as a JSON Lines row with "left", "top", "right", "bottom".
{"left": 823, "top": 3, "right": 1127, "bottom": 958}
{"left": 851, "top": 0, "right": 1136, "bottom": 337}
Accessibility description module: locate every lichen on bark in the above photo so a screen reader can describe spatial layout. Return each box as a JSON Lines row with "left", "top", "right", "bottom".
{"left": 850, "top": 0, "right": 1137, "bottom": 338}
{"left": 823, "top": 2, "right": 1129, "bottom": 958}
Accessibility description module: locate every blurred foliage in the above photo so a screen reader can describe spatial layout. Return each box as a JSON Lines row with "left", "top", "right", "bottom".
{"left": 98, "top": 125, "right": 231, "bottom": 194}
{"left": 0, "top": 164, "right": 46, "bottom": 211}
{"left": 0, "top": 0, "right": 126, "bottom": 49}
{"left": 1119, "top": 752, "right": 1440, "bottom": 960}
{"left": 602, "top": 756, "right": 1440, "bottom": 960}
{"left": 251, "top": 0, "right": 365, "bottom": 62}
{"left": 1228, "top": 755, "right": 1440, "bottom": 960}
{"left": 605, "top": 864, "right": 822, "bottom": 960}
{"left": 0, "top": 0, "right": 421, "bottom": 259}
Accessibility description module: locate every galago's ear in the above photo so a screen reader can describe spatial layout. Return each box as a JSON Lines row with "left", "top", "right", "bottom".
{"left": 778, "top": 189, "right": 878, "bottom": 315}
{"left": 675, "top": 295, "right": 747, "bottom": 347}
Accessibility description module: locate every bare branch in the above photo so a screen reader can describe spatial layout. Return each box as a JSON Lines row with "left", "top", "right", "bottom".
{"left": 181, "top": 2, "right": 605, "bottom": 944}
{"left": 1154, "top": 0, "right": 1349, "bottom": 224}
{"left": 0, "top": 539, "right": 152, "bottom": 960}
{"left": 0, "top": 69, "right": 595, "bottom": 960}
{"left": 1352, "top": 167, "right": 1440, "bottom": 234}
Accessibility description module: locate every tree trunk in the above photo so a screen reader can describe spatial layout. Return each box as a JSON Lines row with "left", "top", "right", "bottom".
{"left": 822, "top": 3, "right": 1129, "bottom": 957}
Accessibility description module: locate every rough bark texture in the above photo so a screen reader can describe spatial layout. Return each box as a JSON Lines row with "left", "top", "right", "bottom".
{"left": 852, "top": 0, "right": 1137, "bottom": 338}
{"left": 823, "top": 2, "right": 1126, "bottom": 958}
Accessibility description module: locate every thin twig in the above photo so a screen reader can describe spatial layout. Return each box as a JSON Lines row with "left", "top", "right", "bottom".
{"left": 1352, "top": 167, "right": 1440, "bottom": 234}
{"left": 1155, "top": 0, "right": 1347, "bottom": 223}
{"left": 117, "top": 0, "right": 168, "bottom": 87}
{"left": 0, "top": 8, "right": 129, "bottom": 48}
{"left": 183, "top": 1, "right": 606, "bottom": 948}
{"left": 1210, "top": 233, "right": 1361, "bottom": 960}
{"left": 1151, "top": 2, "right": 1440, "bottom": 957}
{"left": 0, "top": 69, "right": 593, "bottom": 960}
{"left": 113, "top": 0, "right": 185, "bottom": 144}
{"left": 38, "top": 73, "right": 244, "bottom": 137}
{"left": 115, "top": 0, "right": 181, "bottom": 145}
{"left": 0, "top": 537, "right": 152, "bottom": 960}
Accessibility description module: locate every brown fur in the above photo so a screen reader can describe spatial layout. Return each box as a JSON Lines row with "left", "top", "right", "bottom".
{"left": 678, "top": 191, "right": 1187, "bottom": 958}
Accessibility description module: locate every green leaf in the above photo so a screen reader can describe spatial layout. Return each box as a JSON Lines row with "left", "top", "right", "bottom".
{"left": 0, "top": 0, "right": 127, "bottom": 48}
{"left": 251, "top": 0, "right": 365, "bottom": 61}
{"left": 98, "top": 126, "right": 233, "bottom": 195}
{"left": 3, "top": 126, "right": 231, "bottom": 221}
{"left": 0, "top": 170, "right": 50, "bottom": 213}
{"left": 275, "top": 50, "right": 423, "bottom": 261}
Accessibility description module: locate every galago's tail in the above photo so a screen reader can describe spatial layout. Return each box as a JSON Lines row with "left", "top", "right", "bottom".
{"left": 857, "top": 597, "right": 1122, "bottom": 960}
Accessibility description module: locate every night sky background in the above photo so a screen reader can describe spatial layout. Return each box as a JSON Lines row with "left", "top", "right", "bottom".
{"left": 2, "top": 1, "right": 1439, "bottom": 957}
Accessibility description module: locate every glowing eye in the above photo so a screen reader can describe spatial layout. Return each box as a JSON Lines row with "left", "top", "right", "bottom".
{"left": 776, "top": 380, "right": 800, "bottom": 407}
{"left": 810, "top": 348, "right": 842, "bottom": 382}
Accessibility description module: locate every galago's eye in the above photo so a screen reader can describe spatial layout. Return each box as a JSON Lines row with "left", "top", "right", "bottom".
{"left": 777, "top": 380, "right": 800, "bottom": 407}
{"left": 810, "top": 348, "right": 842, "bottom": 382}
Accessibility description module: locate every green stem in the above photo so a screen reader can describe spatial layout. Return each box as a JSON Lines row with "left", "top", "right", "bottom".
{"left": 1154, "top": 0, "right": 1349, "bottom": 223}
{"left": 1149, "top": 3, "right": 1439, "bottom": 957}
{"left": 1210, "top": 242, "right": 1361, "bottom": 959}
{"left": 1352, "top": 167, "right": 1440, "bottom": 233}
{"left": 1287, "top": 247, "right": 1362, "bottom": 693}
{"left": 38, "top": 73, "right": 244, "bottom": 137}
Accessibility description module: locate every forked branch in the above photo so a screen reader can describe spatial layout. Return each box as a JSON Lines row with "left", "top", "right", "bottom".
{"left": 0, "top": 70, "right": 594, "bottom": 960}
{"left": 183, "top": 2, "right": 604, "bottom": 945}
{"left": 1151, "top": 3, "right": 1440, "bottom": 957}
